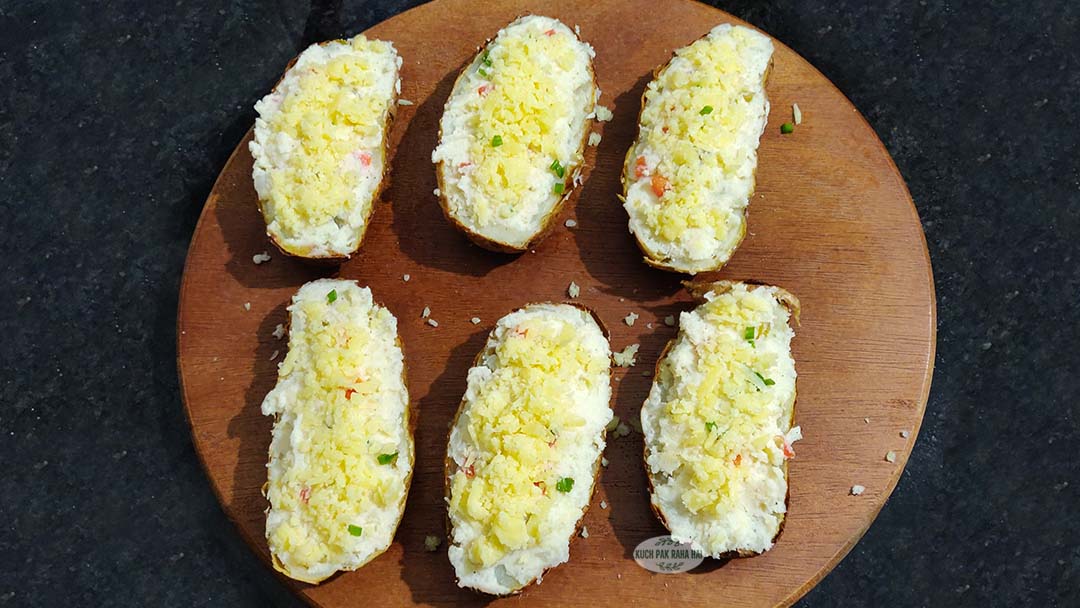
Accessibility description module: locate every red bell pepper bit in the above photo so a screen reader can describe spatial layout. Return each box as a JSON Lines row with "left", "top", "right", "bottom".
{"left": 733, "top": 454, "right": 742, "bottom": 466}
{"left": 354, "top": 150, "right": 372, "bottom": 167}
{"left": 477, "top": 83, "right": 492, "bottom": 96}
{"left": 464, "top": 464, "right": 476, "bottom": 479}
{"left": 544, "top": 29, "right": 556, "bottom": 36}
{"left": 344, "top": 388, "right": 357, "bottom": 401}
{"left": 299, "top": 486, "right": 311, "bottom": 504}
{"left": 651, "top": 173, "right": 670, "bottom": 198}
{"left": 633, "top": 155, "right": 649, "bottom": 179}
{"left": 777, "top": 435, "right": 796, "bottom": 459}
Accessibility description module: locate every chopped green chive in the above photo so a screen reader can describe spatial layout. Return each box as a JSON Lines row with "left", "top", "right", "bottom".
{"left": 481, "top": 51, "right": 492, "bottom": 67}
{"left": 348, "top": 524, "right": 363, "bottom": 537}
{"left": 745, "top": 326, "right": 756, "bottom": 346}
{"left": 550, "top": 159, "right": 565, "bottom": 178}
{"left": 478, "top": 67, "right": 489, "bottom": 78}
{"left": 555, "top": 477, "right": 574, "bottom": 493}
{"left": 491, "top": 135, "right": 503, "bottom": 147}
{"left": 705, "top": 421, "right": 718, "bottom": 433}
{"left": 780, "top": 122, "right": 794, "bottom": 134}
{"left": 753, "top": 370, "right": 776, "bottom": 386}
{"left": 327, "top": 289, "right": 338, "bottom": 303}
{"left": 700, "top": 105, "right": 713, "bottom": 115}
{"left": 377, "top": 452, "right": 398, "bottom": 465}
{"left": 553, "top": 182, "right": 565, "bottom": 195}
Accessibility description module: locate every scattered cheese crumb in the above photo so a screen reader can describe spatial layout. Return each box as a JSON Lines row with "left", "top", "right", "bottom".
{"left": 567, "top": 281, "right": 580, "bottom": 298}
{"left": 850, "top": 485, "right": 866, "bottom": 496}
{"left": 470, "top": 317, "right": 481, "bottom": 325}
{"left": 574, "top": 24, "right": 581, "bottom": 36}
{"left": 885, "top": 451, "right": 897, "bottom": 463}
{"left": 565, "top": 219, "right": 578, "bottom": 228}
{"left": 663, "top": 315, "right": 676, "bottom": 327}
{"left": 614, "top": 422, "right": 631, "bottom": 437}
{"left": 595, "top": 105, "right": 613, "bottom": 122}
{"left": 423, "top": 535, "right": 441, "bottom": 551}
{"left": 864, "top": 417, "right": 871, "bottom": 424}
{"left": 252, "top": 251, "right": 271, "bottom": 264}
{"left": 433, "top": 188, "right": 441, "bottom": 197}
{"left": 793, "top": 103, "right": 803, "bottom": 125}
{"left": 601, "top": 456, "right": 609, "bottom": 467}
{"left": 612, "top": 343, "right": 639, "bottom": 367}
{"left": 646, "top": 322, "right": 653, "bottom": 329}
{"left": 900, "top": 430, "right": 910, "bottom": 438}
{"left": 243, "top": 302, "right": 251, "bottom": 311}
{"left": 588, "top": 132, "right": 602, "bottom": 146}
{"left": 580, "top": 526, "right": 589, "bottom": 538}
{"left": 421, "top": 307, "right": 430, "bottom": 318}
{"left": 427, "top": 318, "right": 439, "bottom": 327}
{"left": 397, "top": 98, "right": 414, "bottom": 106}
{"left": 600, "top": 500, "right": 607, "bottom": 509}
{"left": 272, "top": 324, "right": 285, "bottom": 340}
{"left": 269, "top": 350, "right": 279, "bottom": 361}
{"left": 403, "top": 274, "right": 410, "bottom": 282}
{"left": 624, "top": 312, "right": 639, "bottom": 327}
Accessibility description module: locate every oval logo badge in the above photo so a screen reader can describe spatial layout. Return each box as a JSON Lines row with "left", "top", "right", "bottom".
{"left": 633, "top": 535, "right": 705, "bottom": 573}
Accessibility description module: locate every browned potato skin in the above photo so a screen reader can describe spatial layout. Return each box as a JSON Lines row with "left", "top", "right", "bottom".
{"left": 620, "top": 33, "right": 773, "bottom": 274}
{"left": 265, "top": 302, "right": 415, "bottom": 584}
{"left": 643, "top": 280, "right": 799, "bottom": 558}
{"left": 257, "top": 41, "right": 400, "bottom": 263}
{"left": 434, "top": 20, "right": 597, "bottom": 253}
{"left": 443, "top": 303, "right": 610, "bottom": 595}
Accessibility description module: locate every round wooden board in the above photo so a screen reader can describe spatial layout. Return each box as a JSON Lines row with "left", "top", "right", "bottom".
{"left": 177, "top": 0, "right": 935, "bottom": 606}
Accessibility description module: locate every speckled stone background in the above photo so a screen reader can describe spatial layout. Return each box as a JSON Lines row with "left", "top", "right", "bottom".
{"left": 1, "top": 0, "right": 1077, "bottom": 606}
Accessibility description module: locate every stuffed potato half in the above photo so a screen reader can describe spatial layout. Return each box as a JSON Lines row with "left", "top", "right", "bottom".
{"left": 250, "top": 36, "right": 401, "bottom": 260}
{"left": 261, "top": 279, "right": 413, "bottom": 583}
{"left": 642, "top": 281, "right": 800, "bottom": 558}
{"left": 445, "top": 303, "right": 612, "bottom": 594}
{"left": 621, "top": 24, "right": 773, "bottom": 273}
{"left": 432, "top": 15, "right": 599, "bottom": 252}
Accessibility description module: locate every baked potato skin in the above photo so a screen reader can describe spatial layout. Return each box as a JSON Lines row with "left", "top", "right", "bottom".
{"left": 620, "top": 33, "right": 773, "bottom": 274}
{"left": 265, "top": 296, "right": 414, "bottom": 584}
{"left": 643, "top": 280, "right": 798, "bottom": 558}
{"left": 434, "top": 19, "right": 597, "bottom": 253}
{"left": 442, "top": 303, "right": 608, "bottom": 595}
{"left": 257, "top": 41, "right": 400, "bottom": 263}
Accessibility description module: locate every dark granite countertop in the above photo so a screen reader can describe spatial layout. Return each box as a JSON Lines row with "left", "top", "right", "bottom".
{"left": 1, "top": 1, "right": 1077, "bottom": 606}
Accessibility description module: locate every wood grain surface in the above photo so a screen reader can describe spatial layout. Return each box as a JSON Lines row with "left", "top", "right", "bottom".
{"left": 176, "top": 1, "right": 936, "bottom": 606}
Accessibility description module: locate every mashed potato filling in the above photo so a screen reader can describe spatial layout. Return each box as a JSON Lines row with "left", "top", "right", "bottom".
{"left": 251, "top": 36, "right": 400, "bottom": 257}
{"left": 262, "top": 280, "right": 411, "bottom": 583}
{"left": 642, "top": 283, "right": 799, "bottom": 556}
{"left": 623, "top": 24, "right": 772, "bottom": 273}
{"left": 447, "top": 304, "right": 611, "bottom": 594}
{"left": 433, "top": 16, "right": 597, "bottom": 248}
